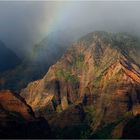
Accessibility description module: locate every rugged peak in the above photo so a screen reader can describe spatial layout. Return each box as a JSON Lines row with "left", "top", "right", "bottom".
{"left": 78, "top": 31, "right": 140, "bottom": 55}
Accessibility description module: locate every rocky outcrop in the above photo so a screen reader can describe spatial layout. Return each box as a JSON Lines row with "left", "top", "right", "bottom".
{"left": 0, "top": 90, "right": 34, "bottom": 120}
{"left": 21, "top": 31, "right": 140, "bottom": 135}
{"left": 0, "top": 90, "right": 51, "bottom": 138}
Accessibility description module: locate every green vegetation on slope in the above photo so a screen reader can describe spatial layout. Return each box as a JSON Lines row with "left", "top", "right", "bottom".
{"left": 56, "top": 69, "right": 79, "bottom": 83}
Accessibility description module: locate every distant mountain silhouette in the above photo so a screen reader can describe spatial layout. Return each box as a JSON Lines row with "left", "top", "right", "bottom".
{"left": 0, "top": 41, "right": 21, "bottom": 72}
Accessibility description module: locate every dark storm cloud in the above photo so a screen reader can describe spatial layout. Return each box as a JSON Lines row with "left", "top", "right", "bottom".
{"left": 0, "top": 1, "right": 140, "bottom": 56}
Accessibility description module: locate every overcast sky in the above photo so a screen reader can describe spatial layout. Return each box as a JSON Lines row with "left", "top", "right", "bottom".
{"left": 0, "top": 1, "right": 140, "bottom": 56}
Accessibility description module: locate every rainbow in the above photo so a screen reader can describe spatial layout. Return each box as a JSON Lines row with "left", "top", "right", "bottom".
{"left": 39, "top": 2, "right": 73, "bottom": 36}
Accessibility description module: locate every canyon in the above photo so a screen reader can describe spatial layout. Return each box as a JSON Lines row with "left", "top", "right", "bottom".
{"left": 1, "top": 31, "right": 140, "bottom": 138}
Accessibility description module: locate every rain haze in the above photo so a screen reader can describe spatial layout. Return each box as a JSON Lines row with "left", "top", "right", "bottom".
{"left": 0, "top": 1, "right": 140, "bottom": 57}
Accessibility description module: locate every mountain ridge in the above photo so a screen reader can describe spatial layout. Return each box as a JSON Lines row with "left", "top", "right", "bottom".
{"left": 0, "top": 31, "right": 73, "bottom": 92}
{"left": 21, "top": 31, "right": 140, "bottom": 111}
{"left": 20, "top": 31, "right": 140, "bottom": 138}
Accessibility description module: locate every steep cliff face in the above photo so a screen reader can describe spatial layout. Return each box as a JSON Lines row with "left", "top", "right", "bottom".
{"left": 21, "top": 31, "right": 140, "bottom": 134}
{"left": 0, "top": 90, "right": 51, "bottom": 138}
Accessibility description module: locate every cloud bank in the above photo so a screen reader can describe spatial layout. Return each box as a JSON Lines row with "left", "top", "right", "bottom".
{"left": 0, "top": 1, "right": 140, "bottom": 56}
